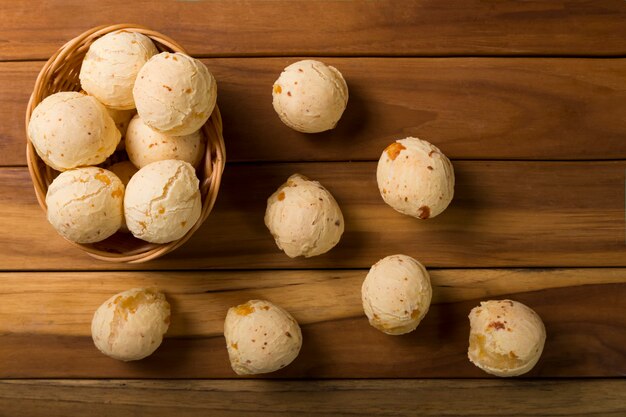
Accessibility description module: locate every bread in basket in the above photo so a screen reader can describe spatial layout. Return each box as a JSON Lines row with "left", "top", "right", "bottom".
{"left": 25, "top": 24, "right": 225, "bottom": 263}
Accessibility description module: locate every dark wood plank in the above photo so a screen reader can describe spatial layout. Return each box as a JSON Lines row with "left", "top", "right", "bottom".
{"left": 1, "top": 379, "right": 624, "bottom": 416}
{"left": 0, "top": 269, "right": 623, "bottom": 377}
{"left": 0, "top": 161, "right": 624, "bottom": 270}
{"left": 4, "top": 58, "right": 626, "bottom": 165}
{"left": 2, "top": 1, "right": 626, "bottom": 60}
{"left": 213, "top": 57, "right": 626, "bottom": 162}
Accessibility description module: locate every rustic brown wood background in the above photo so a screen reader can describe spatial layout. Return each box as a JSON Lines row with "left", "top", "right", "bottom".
{"left": 1, "top": 0, "right": 625, "bottom": 415}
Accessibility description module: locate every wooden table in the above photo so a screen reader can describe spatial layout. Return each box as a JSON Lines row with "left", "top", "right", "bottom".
{"left": 1, "top": 1, "right": 625, "bottom": 415}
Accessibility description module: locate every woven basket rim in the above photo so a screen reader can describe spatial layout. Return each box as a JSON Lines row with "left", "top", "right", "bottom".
{"left": 25, "top": 23, "right": 226, "bottom": 263}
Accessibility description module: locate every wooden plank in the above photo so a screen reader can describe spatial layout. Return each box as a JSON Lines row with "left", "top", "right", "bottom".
{"left": 3, "top": 269, "right": 623, "bottom": 337}
{"left": 0, "top": 61, "right": 35, "bottom": 166}
{"left": 2, "top": 1, "right": 626, "bottom": 60}
{"left": 0, "top": 161, "right": 624, "bottom": 270}
{"left": 4, "top": 58, "right": 626, "bottom": 165}
{"left": 0, "top": 379, "right": 624, "bottom": 417}
{"left": 0, "top": 269, "right": 624, "bottom": 378}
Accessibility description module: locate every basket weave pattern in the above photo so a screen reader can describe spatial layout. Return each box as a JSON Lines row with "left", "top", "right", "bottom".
{"left": 25, "top": 24, "right": 226, "bottom": 263}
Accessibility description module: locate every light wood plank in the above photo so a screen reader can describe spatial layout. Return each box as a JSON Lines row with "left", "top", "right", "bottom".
{"left": 0, "top": 162, "right": 624, "bottom": 270}
{"left": 4, "top": 58, "right": 626, "bottom": 165}
{"left": 0, "top": 61, "right": 35, "bottom": 166}
{"left": 2, "top": 269, "right": 623, "bottom": 337}
{"left": 2, "top": 1, "right": 626, "bottom": 60}
{"left": 0, "top": 270, "right": 624, "bottom": 377}
{"left": 0, "top": 379, "right": 624, "bottom": 416}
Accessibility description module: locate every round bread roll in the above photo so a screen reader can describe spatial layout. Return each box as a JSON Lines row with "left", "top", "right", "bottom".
{"left": 124, "top": 159, "right": 201, "bottom": 243}
{"left": 133, "top": 52, "right": 217, "bottom": 136}
{"left": 108, "top": 161, "right": 139, "bottom": 233}
{"left": 272, "top": 59, "right": 348, "bottom": 133}
{"left": 107, "top": 108, "right": 135, "bottom": 139}
{"left": 108, "top": 160, "right": 138, "bottom": 186}
{"left": 361, "top": 254, "right": 432, "bottom": 335}
{"left": 377, "top": 137, "right": 454, "bottom": 219}
{"left": 45, "top": 167, "right": 124, "bottom": 243}
{"left": 28, "top": 92, "right": 120, "bottom": 171}
{"left": 106, "top": 107, "right": 136, "bottom": 151}
{"left": 264, "top": 173, "right": 344, "bottom": 258}
{"left": 125, "top": 114, "right": 205, "bottom": 168}
{"left": 91, "top": 288, "right": 170, "bottom": 361}
{"left": 79, "top": 31, "right": 158, "bottom": 109}
{"left": 224, "top": 300, "right": 302, "bottom": 375}
{"left": 468, "top": 300, "right": 546, "bottom": 377}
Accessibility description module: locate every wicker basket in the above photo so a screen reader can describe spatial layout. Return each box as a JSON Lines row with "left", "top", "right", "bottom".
{"left": 25, "top": 24, "right": 226, "bottom": 263}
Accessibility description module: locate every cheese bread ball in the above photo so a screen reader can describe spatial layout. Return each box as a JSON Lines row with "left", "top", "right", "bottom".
{"left": 272, "top": 60, "right": 348, "bottom": 133}
{"left": 107, "top": 108, "right": 135, "bottom": 138}
{"left": 106, "top": 107, "right": 136, "bottom": 150}
{"left": 125, "top": 114, "right": 205, "bottom": 168}
{"left": 224, "top": 300, "right": 302, "bottom": 375}
{"left": 91, "top": 288, "right": 170, "bottom": 361}
{"left": 79, "top": 31, "right": 158, "bottom": 109}
{"left": 362, "top": 254, "right": 432, "bottom": 335}
{"left": 45, "top": 167, "right": 124, "bottom": 243}
{"left": 264, "top": 174, "right": 344, "bottom": 258}
{"left": 133, "top": 52, "right": 217, "bottom": 136}
{"left": 124, "top": 159, "right": 201, "bottom": 243}
{"left": 468, "top": 300, "right": 546, "bottom": 377}
{"left": 377, "top": 137, "right": 454, "bottom": 219}
{"left": 108, "top": 161, "right": 139, "bottom": 233}
{"left": 28, "top": 92, "right": 120, "bottom": 171}
{"left": 108, "top": 160, "right": 138, "bottom": 186}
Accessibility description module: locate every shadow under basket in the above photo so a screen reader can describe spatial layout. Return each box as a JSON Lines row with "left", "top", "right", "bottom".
{"left": 24, "top": 24, "right": 226, "bottom": 263}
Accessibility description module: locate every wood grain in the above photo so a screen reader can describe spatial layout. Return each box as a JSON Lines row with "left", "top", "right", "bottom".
{"left": 1, "top": 379, "right": 624, "bottom": 417}
{"left": 3, "top": 269, "right": 623, "bottom": 337}
{"left": 2, "top": 1, "right": 626, "bottom": 60}
{"left": 0, "top": 269, "right": 624, "bottom": 378}
{"left": 1, "top": 0, "right": 624, "bottom": 406}
{"left": 4, "top": 58, "right": 626, "bottom": 165}
{"left": 0, "top": 61, "right": 35, "bottom": 166}
{"left": 0, "top": 161, "right": 624, "bottom": 270}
